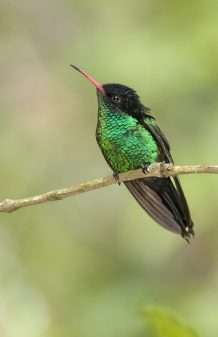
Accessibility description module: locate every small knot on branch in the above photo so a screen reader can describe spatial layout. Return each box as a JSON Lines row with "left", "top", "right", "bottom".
{"left": 146, "top": 162, "right": 174, "bottom": 178}
{"left": 160, "top": 162, "right": 174, "bottom": 177}
{"left": 0, "top": 199, "right": 18, "bottom": 213}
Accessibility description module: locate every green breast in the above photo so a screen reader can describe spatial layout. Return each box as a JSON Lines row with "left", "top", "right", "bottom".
{"left": 96, "top": 98, "right": 158, "bottom": 173}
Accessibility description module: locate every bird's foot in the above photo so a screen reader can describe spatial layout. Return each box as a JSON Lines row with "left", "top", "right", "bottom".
{"left": 113, "top": 171, "right": 121, "bottom": 185}
{"left": 141, "top": 162, "right": 149, "bottom": 174}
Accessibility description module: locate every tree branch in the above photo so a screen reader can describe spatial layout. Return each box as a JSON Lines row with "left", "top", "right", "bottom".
{"left": 0, "top": 163, "right": 217, "bottom": 214}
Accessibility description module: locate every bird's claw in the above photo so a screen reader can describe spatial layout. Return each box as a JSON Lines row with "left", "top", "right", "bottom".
{"left": 141, "top": 163, "right": 149, "bottom": 174}
{"left": 113, "top": 171, "right": 121, "bottom": 185}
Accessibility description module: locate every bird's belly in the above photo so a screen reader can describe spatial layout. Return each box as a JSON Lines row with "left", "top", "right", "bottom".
{"left": 97, "top": 128, "right": 158, "bottom": 173}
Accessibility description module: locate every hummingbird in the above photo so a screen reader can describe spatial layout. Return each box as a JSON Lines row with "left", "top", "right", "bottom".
{"left": 71, "top": 65, "right": 194, "bottom": 241}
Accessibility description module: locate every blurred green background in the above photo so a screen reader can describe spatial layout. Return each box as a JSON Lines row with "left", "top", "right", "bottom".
{"left": 1, "top": 0, "right": 218, "bottom": 336}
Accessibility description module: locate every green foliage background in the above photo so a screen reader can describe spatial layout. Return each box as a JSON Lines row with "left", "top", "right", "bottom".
{"left": 1, "top": 0, "right": 218, "bottom": 336}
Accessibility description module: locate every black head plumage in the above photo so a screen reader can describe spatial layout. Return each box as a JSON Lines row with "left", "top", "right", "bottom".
{"left": 102, "top": 83, "right": 151, "bottom": 121}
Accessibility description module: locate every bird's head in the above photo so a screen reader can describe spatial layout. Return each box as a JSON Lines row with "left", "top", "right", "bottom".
{"left": 71, "top": 65, "right": 150, "bottom": 119}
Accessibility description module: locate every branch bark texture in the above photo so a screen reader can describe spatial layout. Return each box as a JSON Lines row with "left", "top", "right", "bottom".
{"left": 0, "top": 163, "right": 217, "bottom": 214}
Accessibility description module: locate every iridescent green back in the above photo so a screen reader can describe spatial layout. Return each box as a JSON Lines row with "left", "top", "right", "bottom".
{"left": 96, "top": 92, "right": 158, "bottom": 173}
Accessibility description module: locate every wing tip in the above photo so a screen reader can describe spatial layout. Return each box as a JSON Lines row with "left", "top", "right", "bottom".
{"left": 181, "top": 222, "right": 195, "bottom": 243}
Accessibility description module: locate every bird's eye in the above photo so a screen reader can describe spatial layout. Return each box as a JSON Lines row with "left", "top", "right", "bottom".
{"left": 111, "top": 95, "right": 121, "bottom": 103}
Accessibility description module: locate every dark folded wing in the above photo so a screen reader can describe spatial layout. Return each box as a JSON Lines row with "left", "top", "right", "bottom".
{"left": 126, "top": 114, "right": 195, "bottom": 238}
{"left": 125, "top": 178, "right": 182, "bottom": 234}
{"left": 141, "top": 117, "right": 193, "bottom": 230}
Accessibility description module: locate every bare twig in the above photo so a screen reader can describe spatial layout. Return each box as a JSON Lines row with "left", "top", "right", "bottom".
{"left": 0, "top": 163, "right": 218, "bottom": 214}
